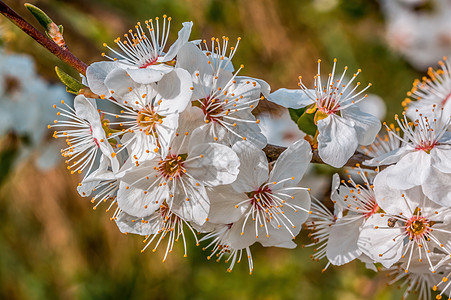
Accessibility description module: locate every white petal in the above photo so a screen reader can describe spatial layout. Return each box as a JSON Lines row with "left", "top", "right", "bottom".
{"left": 74, "top": 95, "right": 98, "bottom": 123}
{"left": 431, "top": 146, "right": 451, "bottom": 174}
{"left": 358, "top": 214, "right": 403, "bottom": 268}
{"left": 326, "top": 216, "right": 363, "bottom": 266}
{"left": 228, "top": 113, "right": 268, "bottom": 149}
{"left": 269, "top": 139, "right": 312, "bottom": 188}
{"left": 385, "top": 151, "right": 430, "bottom": 190}
{"left": 236, "top": 76, "right": 271, "bottom": 98}
{"left": 155, "top": 68, "right": 193, "bottom": 115}
{"left": 374, "top": 167, "right": 421, "bottom": 216}
{"left": 364, "top": 146, "right": 410, "bottom": 166}
{"left": 162, "top": 21, "right": 193, "bottom": 62}
{"left": 341, "top": 106, "right": 381, "bottom": 146}
{"left": 231, "top": 141, "right": 269, "bottom": 193}
{"left": 227, "top": 217, "right": 257, "bottom": 249}
{"left": 170, "top": 176, "right": 209, "bottom": 225}
{"left": 422, "top": 167, "right": 451, "bottom": 207}
{"left": 177, "top": 42, "right": 212, "bottom": 76}
{"left": 103, "top": 68, "right": 147, "bottom": 110}
{"left": 117, "top": 180, "right": 166, "bottom": 218}
{"left": 86, "top": 61, "right": 118, "bottom": 97}
{"left": 115, "top": 211, "right": 158, "bottom": 236}
{"left": 267, "top": 88, "right": 314, "bottom": 109}
{"left": 188, "top": 123, "right": 230, "bottom": 146}
{"left": 206, "top": 185, "right": 249, "bottom": 224}
{"left": 171, "top": 106, "right": 205, "bottom": 154}
{"left": 155, "top": 114, "right": 179, "bottom": 158}
{"left": 317, "top": 115, "right": 359, "bottom": 168}
{"left": 184, "top": 143, "right": 240, "bottom": 186}
{"left": 126, "top": 67, "right": 171, "bottom": 85}
{"left": 116, "top": 160, "right": 166, "bottom": 217}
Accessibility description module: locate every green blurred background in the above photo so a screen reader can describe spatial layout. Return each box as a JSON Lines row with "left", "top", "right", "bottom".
{"left": 0, "top": 0, "right": 427, "bottom": 299}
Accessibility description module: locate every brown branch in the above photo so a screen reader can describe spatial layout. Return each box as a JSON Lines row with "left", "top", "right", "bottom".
{"left": 0, "top": 1, "right": 375, "bottom": 169}
{"left": 263, "top": 144, "right": 373, "bottom": 168}
{"left": 0, "top": 1, "right": 87, "bottom": 75}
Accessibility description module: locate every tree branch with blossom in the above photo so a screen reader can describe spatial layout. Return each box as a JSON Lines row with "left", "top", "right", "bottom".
{"left": 0, "top": 0, "right": 373, "bottom": 168}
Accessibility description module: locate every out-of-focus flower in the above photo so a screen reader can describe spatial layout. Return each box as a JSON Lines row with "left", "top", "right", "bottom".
{"left": 381, "top": 0, "right": 451, "bottom": 70}
{"left": 0, "top": 50, "right": 70, "bottom": 171}
{"left": 257, "top": 109, "right": 305, "bottom": 147}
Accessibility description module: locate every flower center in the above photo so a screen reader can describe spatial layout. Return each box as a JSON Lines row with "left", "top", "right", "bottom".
{"left": 364, "top": 200, "right": 379, "bottom": 219}
{"left": 158, "top": 154, "right": 185, "bottom": 179}
{"left": 442, "top": 92, "right": 451, "bottom": 107}
{"left": 4, "top": 76, "right": 21, "bottom": 94}
{"left": 405, "top": 215, "right": 430, "bottom": 240}
{"left": 200, "top": 97, "right": 224, "bottom": 123}
{"left": 139, "top": 57, "right": 158, "bottom": 68}
{"left": 249, "top": 185, "right": 273, "bottom": 210}
{"left": 136, "top": 107, "right": 162, "bottom": 131}
{"left": 317, "top": 97, "right": 340, "bottom": 115}
{"left": 415, "top": 141, "right": 437, "bottom": 153}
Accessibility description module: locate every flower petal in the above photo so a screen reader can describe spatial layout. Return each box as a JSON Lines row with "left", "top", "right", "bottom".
{"left": 162, "top": 21, "right": 193, "bottom": 62}
{"left": 170, "top": 176, "right": 209, "bottom": 225}
{"left": 154, "top": 68, "right": 193, "bottom": 115}
{"left": 326, "top": 215, "right": 363, "bottom": 266}
{"left": 385, "top": 151, "right": 430, "bottom": 190}
{"left": 86, "top": 61, "right": 118, "bottom": 98}
{"left": 269, "top": 139, "right": 312, "bottom": 188}
{"left": 317, "top": 115, "right": 358, "bottom": 168}
{"left": 268, "top": 88, "right": 314, "bottom": 109}
{"left": 341, "top": 106, "right": 381, "bottom": 146}
{"left": 206, "top": 185, "right": 249, "bottom": 224}
{"left": 126, "top": 67, "right": 171, "bottom": 85}
{"left": 185, "top": 143, "right": 240, "bottom": 186}
{"left": 231, "top": 141, "right": 269, "bottom": 193}
{"left": 422, "top": 166, "right": 451, "bottom": 207}
{"left": 358, "top": 214, "right": 403, "bottom": 268}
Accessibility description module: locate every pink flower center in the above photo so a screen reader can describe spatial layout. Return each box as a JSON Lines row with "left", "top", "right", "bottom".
{"left": 364, "top": 200, "right": 379, "bottom": 219}
{"left": 414, "top": 141, "right": 437, "bottom": 154}
{"left": 89, "top": 125, "right": 100, "bottom": 148}
{"left": 249, "top": 186, "right": 273, "bottom": 210}
{"left": 139, "top": 57, "right": 158, "bottom": 69}
{"left": 200, "top": 97, "right": 224, "bottom": 123}
{"left": 317, "top": 98, "right": 340, "bottom": 115}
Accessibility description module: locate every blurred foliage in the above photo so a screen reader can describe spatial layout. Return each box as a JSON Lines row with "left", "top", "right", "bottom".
{"left": 0, "top": 0, "right": 430, "bottom": 299}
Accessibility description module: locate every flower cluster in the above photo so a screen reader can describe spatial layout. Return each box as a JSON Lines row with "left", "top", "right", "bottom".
{"left": 292, "top": 61, "right": 451, "bottom": 299}
{"left": 50, "top": 16, "right": 451, "bottom": 298}
{"left": 51, "top": 17, "right": 313, "bottom": 273}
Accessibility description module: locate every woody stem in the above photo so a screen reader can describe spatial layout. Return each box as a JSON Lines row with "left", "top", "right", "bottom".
{"left": 0, "top": 1, "right": 88, "bottom": 75}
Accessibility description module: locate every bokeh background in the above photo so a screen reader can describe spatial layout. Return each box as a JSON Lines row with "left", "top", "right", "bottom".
{"left": 0, "top": 0, "right": 447, "bottom": 299}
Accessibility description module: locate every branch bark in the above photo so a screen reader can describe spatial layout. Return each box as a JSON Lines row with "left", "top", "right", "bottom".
{"left": 0, "top": 1, "right": 375, "bottom": 169}
{"left": 0, "top": 1, "right": 88, "bottom": 75}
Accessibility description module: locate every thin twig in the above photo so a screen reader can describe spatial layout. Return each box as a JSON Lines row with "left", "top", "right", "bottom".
{"left": 0, "top": 1, "right": 87, "bottom": 74}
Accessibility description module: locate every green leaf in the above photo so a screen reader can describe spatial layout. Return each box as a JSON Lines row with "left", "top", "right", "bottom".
{"left": 58, "top": 25, "right": 64, "bottom": 34}
{"left": 288, "top": 107, "right": 308, "bottom": 123}
{"left": 55, "top": 66, "right": 85, "bottom": 93}
{"left": 297, "top": 111, "right": 317, "bottom": 136}
{"left": 24, "top": 3, "right": 54, "bottom": 30}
